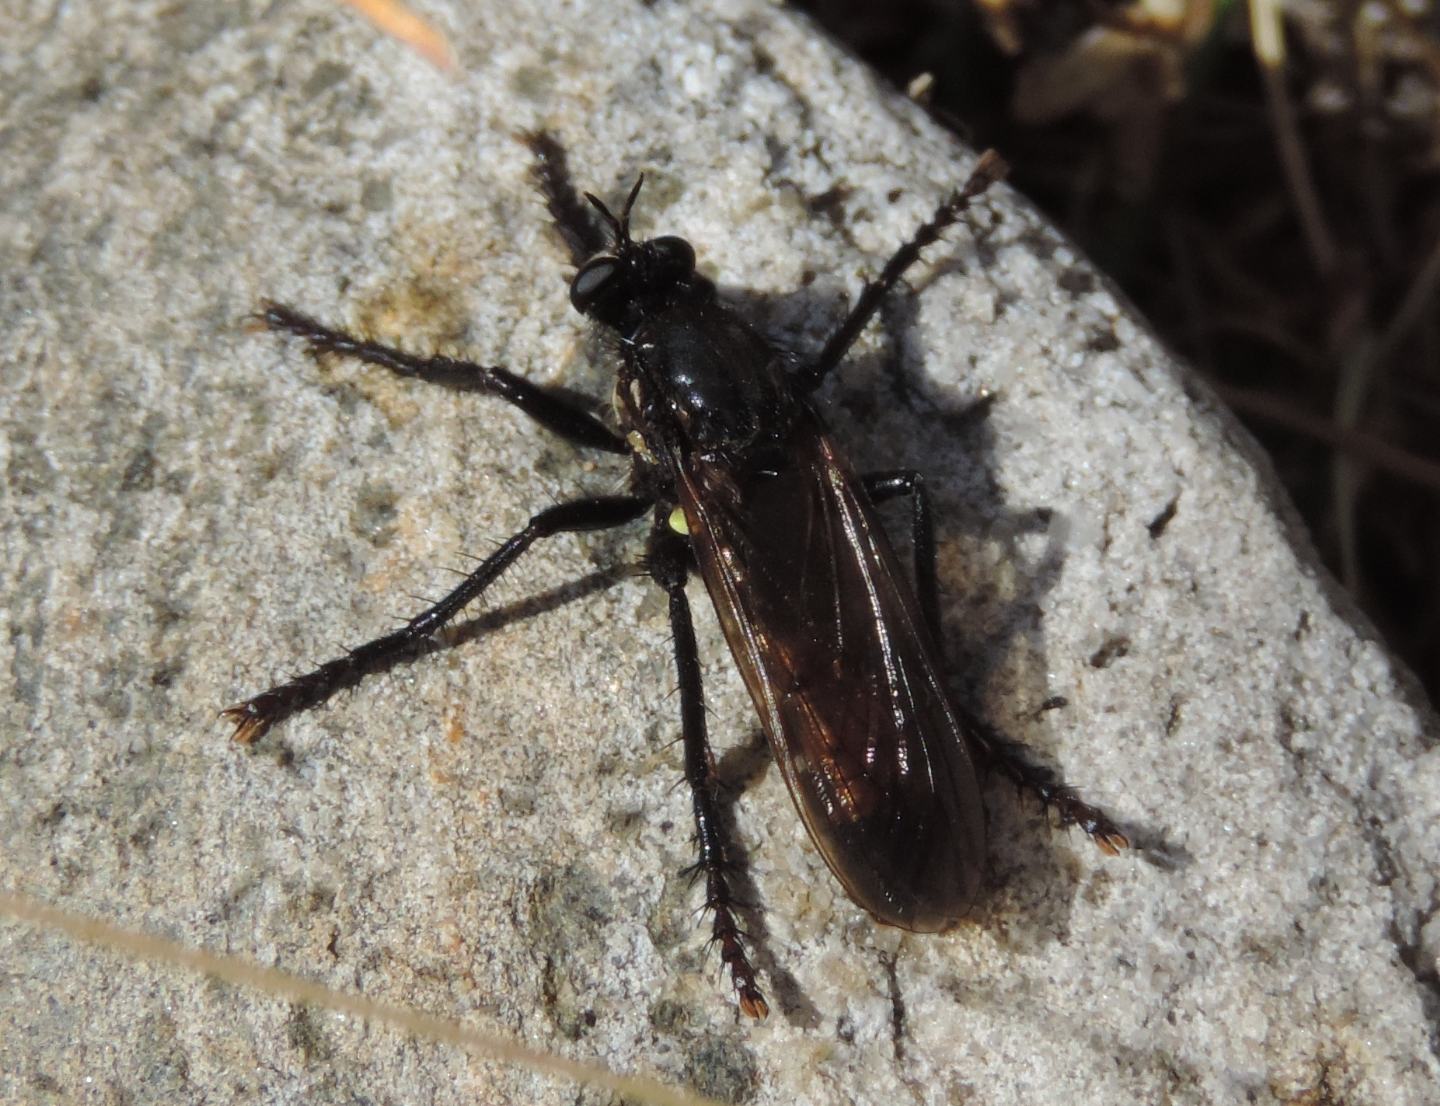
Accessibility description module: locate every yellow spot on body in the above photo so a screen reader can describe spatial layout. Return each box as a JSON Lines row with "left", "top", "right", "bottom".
{"left": 625, "top": 430, "right": 657, "bottom": 464}
{"left": 668, "top": 506, "right": 690, "bottom": 535}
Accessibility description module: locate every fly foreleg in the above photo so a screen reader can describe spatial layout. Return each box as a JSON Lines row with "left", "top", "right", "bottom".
{"left": 648, "top": 522, "right": 769, "bottom": 1019}
{"left": 258, "top": 302, "right": 628, "bottom": 454}
{"left": 796, "top": 150, "right": 1008, "bottom": 394}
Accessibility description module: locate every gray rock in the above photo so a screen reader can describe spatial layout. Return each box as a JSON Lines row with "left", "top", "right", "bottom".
{"left": 2, "top": 1, "right": 1436, "bottom": 1104}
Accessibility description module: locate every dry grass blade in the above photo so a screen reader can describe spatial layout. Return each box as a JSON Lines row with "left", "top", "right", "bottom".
{"left": 1247, "top": 0, "right": 1338, "bottom": 275}
{"left": 339, "top": 0, "right": 455, "bottom": 70}
{"left": 0, "top": 890, "right": 729, "bottom": 1106}
{"left": 1213, "top": 383, "right": 1440, "bottom": 495}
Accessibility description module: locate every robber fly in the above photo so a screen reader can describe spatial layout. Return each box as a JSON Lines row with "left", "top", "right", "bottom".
{"left": 224, "top": 134, "right": 1127, "bottom": 1019}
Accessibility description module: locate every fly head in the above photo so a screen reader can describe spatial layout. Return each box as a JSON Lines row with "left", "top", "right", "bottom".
{"left": 568, "top": 177, "right": 711, "bottom": 332}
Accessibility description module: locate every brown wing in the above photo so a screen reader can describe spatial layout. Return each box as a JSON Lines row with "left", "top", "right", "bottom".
{"left": 674, "top": 407, "right": 985, "bottom": 931}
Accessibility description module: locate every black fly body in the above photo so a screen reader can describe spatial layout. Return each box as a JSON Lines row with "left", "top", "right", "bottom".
{"left": 225, "top": 134, "right": 1127, "bottom": 1018}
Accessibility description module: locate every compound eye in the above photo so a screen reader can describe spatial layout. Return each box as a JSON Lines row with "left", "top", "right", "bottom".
{"left": 650, "top": 236, "right": 695, "bottom": 278}
{"left": 570, "top": 256, "right": 619, "bottom": 314}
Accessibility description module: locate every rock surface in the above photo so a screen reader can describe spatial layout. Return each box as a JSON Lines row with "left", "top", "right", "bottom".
{"left": 2, "top": 1, "right": 1437, "bottom": 1104}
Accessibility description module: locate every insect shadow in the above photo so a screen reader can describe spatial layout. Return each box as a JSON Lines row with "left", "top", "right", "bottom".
{"left": 224, "top": 131, "right": 1131, "bottom": 1021}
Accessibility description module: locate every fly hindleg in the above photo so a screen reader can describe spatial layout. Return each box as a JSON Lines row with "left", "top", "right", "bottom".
{"left": 648, "top": 520, "right": 769, "bottom": 1019}
{"left": 864, "top": 469, "right": 1129, "bottom": 855}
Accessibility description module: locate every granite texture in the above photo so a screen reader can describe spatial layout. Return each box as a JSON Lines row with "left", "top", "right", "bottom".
{"left": 1, "top": 1, "right": 1437, "bottom": 1104}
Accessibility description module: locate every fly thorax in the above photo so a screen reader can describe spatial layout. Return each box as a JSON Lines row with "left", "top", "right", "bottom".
{"left": 633, "top": 302, "right": 785, "bottom": 455}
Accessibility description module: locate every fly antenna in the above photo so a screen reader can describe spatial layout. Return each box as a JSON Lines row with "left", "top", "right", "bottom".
{"left": 583, "top": 175, "right": 645, "bottom": 247}
{"left": 584, "top": 174, "right": 648, "bottom": 246}
{"left": 618, "top": 174, "right": 644, "bottom": 239}
{"left": 582, "top": 192, "right": 623, "bottom": 246}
